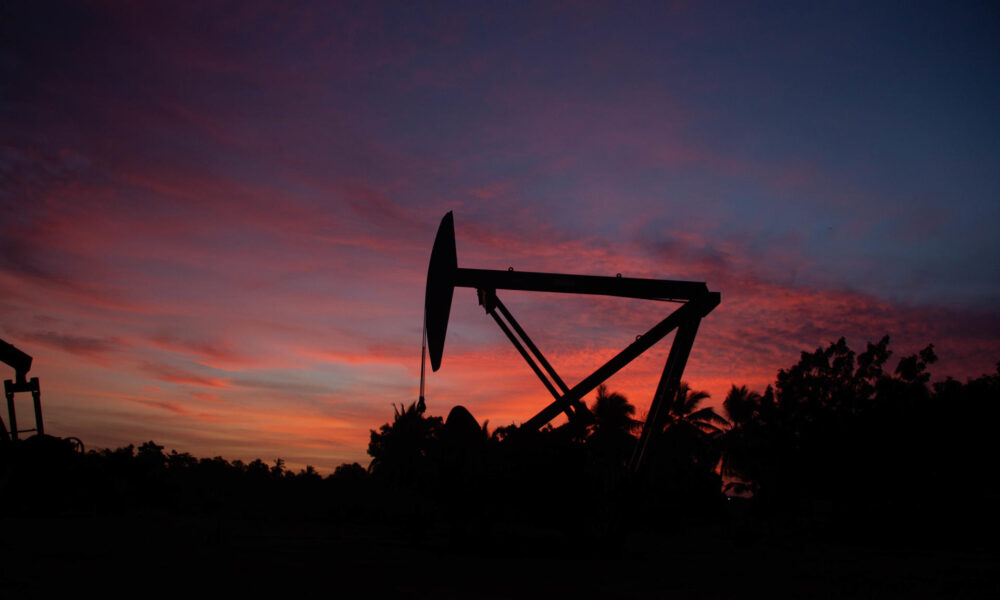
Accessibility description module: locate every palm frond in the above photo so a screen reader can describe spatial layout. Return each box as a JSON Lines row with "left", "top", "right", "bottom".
{"left": 687, "top": 406, "right": 729, "bottom": 426}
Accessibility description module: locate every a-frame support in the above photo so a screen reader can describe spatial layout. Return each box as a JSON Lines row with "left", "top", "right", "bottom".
{"left": 1, "top": 339, "right": 44, "bottom": 442}
{"left": 3, "top": 377, "right": 43, "bottom": 442}
{"left": 476, "top": 285, "right": 719, "bottom": 473}
{"left": 478, "top": 289, "right": 719, "bottom": 470}
{"left": 478, "top": 289, "right": 591, "bottom": 426}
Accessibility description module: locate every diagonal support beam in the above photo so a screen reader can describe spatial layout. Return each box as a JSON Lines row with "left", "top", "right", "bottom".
{"left": 494, "top": 297, "right": 570, "bottom": 395}
{"left": 523, "top": 292, "right": 720, "bottom": 430}
{"left": 480, "top": 289, "right": 589, "bottom": 424}
{"left": 488, "top": 306, "right": 564, "bottom": 402}
{"left": 629, "top": 318, "right": 702, "bottom": 473}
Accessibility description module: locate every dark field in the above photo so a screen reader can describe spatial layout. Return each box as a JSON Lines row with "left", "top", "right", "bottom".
{"left": 3, "top": 512, "right": 997, "bottom": 598}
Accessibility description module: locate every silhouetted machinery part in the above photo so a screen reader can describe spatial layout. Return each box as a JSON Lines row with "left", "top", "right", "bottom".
{"left": 423, "top": 212, "right": 720, "bottom": 473}
{"left": 1, "top": 338, "right": 45, "bottom": 442}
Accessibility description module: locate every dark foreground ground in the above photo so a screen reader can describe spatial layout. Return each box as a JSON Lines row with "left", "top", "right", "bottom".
{"left": 2, "top": 513, "right": 997, "bottom": 599}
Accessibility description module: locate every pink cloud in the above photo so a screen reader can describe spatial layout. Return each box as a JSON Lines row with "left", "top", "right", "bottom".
{"left": 138, "top": 363, "right": 232, "bottom": 389}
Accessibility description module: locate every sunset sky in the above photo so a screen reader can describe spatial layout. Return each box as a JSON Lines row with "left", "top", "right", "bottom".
{"left": 2, "top": 1, "right": 998, "bottom": 472}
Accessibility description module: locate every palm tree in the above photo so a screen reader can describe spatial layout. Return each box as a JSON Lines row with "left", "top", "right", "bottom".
{"left": 367, "top": 399, "right": 443, "bottom": 484}
{"left": 723, "top": 385, "right": 761, "bottom": 429}
{"left": 591, "top": 384, "right": 641, "bottom": 436}
{"left": 721, "top": 385, "right": 763, "bottom": 495}
{"left": 655, "top": 382, "right": 728, "bottom": 468}
{"left": 661, "top": 382, "right": 729, "bottom": 434}
{"left": 588, "top": 384, "right": 640, "bottom": 485}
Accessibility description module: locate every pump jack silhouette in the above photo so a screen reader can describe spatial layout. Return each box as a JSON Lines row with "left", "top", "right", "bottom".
{"left": 422, "top": 212, "right": 720, "bottom": 472}
{"left": 0, "top": 338, "right": 43, "bottom": 442}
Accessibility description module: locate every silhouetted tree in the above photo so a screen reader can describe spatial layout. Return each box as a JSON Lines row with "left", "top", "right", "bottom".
{"left": 367, "top": 400, "right": 443, "bottom": 489}
{"left": 590, "top": 384, "right": 640, "bottom": 436}
{"left": 638, "top": 383, "right": 728, "bottom": 523}
{"left": 587, "top": 385, "right": 639, "bottom": 490}
{"left": 299, "top": 465, "right": 321, "bottom": 480}
{"left": 136, "top": 441, "right": 166, "bottom": 469}
{"left": 657, "top": 382, "right": 727, "bottom": 468}
{"left": 720, "top": 385, "right": 762, "bottom": 495}
{"left": 167, "top": 450, "right": 197, "bottom": 471}
{"left": 715, "top": 335, "right": 1000, "bottom": 544}
{"left": 662, "top": 382, "right": 729, "bottom": 434}
{"left": 330, "top": 462, "right": 367, "bottom": 484}
{"left": 723, "top": 385, "right": 761, "bottom": 427}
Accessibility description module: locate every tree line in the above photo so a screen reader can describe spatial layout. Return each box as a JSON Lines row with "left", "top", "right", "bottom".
{"left": 364, "top": 336, "right": 999, "bottom": 548}
{"left": 1, "top": 335, "right": 996, "bottom": 550}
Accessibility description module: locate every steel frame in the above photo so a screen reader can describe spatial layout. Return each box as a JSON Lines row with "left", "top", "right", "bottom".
{"left": 465, "top": 278, "right": 719, "bottom": 473}
{"left": 3, "top": 377, "right": 43, "bottom": 441}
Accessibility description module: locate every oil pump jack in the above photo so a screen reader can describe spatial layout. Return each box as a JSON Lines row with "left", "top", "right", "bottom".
{"left": 0, "top": 338, "right": 83, "bottom": 453}
{"left": 1, "top": 337, "right": 43, "bottom": 442}
{"left": 421, "top": 212, "right": 720, "bottom": 473}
